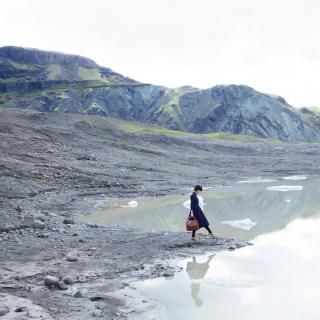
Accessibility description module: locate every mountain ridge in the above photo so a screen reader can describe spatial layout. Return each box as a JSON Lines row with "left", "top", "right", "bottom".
{"left": 1, "top": 46, "right": 320, "bottom": 142}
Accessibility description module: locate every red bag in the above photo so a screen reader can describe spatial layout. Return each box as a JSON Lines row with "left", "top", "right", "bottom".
{"left": 186, "top": 210, "right": 199, "bottom": 231}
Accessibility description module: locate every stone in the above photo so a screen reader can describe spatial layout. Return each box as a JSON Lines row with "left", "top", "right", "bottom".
{"left": 58, "top": 281, "right": 68, "bottom": 290}
{"left": 163, "top": 271, "right": 174, "bottom": 277}
{"left": 37, "top": 232, "right": 50, "bottom": 238}
{"left": 44, "top": 275, "right": 60, "bottom": 288}
{"left": 73, "top": 289, "right": 87, "bottom": 298}
{"left": 0, "top": 225, "right": 14, "bottom": 232}
{"left": 62, "top": 276, "right": 74, "bottom": 285}
{"left": 65, "top": 255, "right": 78, "bottom": 262}
{"left": 0, "top": 306, "right": 10, "bottom": 316}
{"left": 35, "top": 213, "right": 47, "bottom": 222}
{"left": 33, "top": 219, "right": 46, "bottom": 229}
{"left": 63, "top": 218, "right": 75, "bottom": 225}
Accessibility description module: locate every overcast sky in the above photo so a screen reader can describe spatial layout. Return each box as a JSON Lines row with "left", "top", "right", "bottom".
{"left": 1, "top": 0, "right": 320, "bottom": 107}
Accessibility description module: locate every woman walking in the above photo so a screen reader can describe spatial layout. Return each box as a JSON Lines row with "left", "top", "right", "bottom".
{"left": 190, "top": 185, "right": 213, "bottom": 240}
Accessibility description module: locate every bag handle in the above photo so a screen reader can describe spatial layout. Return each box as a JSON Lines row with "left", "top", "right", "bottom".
{"left": 189, "top": 209, "right": 194, "bottom": 218}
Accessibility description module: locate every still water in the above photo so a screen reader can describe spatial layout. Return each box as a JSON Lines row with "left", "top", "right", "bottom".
{"left": 82, "top": 176, "right": 320, "bottom": 240}
{"left": 83, "top": 176, "right": 320, "bottom": 320}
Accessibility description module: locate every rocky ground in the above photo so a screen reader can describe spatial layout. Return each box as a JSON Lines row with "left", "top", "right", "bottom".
{"left": 1, "top": 108, "right": 320, "bottom": 319}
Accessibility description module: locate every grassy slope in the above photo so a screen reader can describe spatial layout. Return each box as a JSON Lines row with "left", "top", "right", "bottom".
{"left": 115, "top": 121, "right": 282, "bottom": 143}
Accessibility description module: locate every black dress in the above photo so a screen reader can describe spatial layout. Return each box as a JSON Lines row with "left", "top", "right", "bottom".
{"left": 190, "top": 191, "right": 209, "bottom": 228}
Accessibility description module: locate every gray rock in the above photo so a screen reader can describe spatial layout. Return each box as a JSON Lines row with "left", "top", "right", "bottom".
{"left": 65, "top": 255, "right": 78, "bottom": 262}
{"left": 0, "top": 306, "right": 10, "bottom": 316}
{"left": 63, "top": 218, "right": 75, "bottom": 225}
{"left": 0, "top": 225, "right": 15, "bottom": 232}
{"left": 44, "top": 275, "right": 60, "bottom": 288}
{"left": 35, "top": 213, "right": 47, "bottom": 222}
{"left": 62, "top": 276, "right": 74, "bottom": 285}
{"left": 33, "top": 219, "right": 46, "bottom": 229}
{"left": 15, "top": 306, "right": 27, "bottom": 312}
{"left": 58, "top": 281, "right": 68, "bottom": 290}
{"left": 73, "top": 289, "right": 87, "bottom": 298}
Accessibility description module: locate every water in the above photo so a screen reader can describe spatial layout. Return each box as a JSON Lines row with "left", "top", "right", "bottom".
{"left": 82, "top": 176, "right": 320, "bottom": 319}
{"left": 133, "top": 218, "right": 320, "bottom": 320}
{"left": 82, "top": 176, "right": 320, "bottom": 240}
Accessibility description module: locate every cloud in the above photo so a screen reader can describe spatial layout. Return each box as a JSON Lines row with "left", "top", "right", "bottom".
{"left": 1, "top": 0, "right": 319, "bottom": 107}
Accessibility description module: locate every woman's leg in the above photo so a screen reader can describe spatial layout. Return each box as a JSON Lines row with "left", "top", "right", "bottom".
{"left": 205, "top": 226, "right": 213, "bottom": 234}
{"left": 192, "top": 230, "right": 196, "bottom": 238}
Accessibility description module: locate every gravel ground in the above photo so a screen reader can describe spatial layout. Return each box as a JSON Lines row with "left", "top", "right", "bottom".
{"left": 1, "top": 108, "right": 320, "bottom": 319}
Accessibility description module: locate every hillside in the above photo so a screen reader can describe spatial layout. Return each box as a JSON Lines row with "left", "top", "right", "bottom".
{"left": 1, "top": 46, "right": 320, "bottom": 142}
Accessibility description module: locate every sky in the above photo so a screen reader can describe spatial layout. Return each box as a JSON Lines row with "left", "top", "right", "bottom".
{"left": 1, "top": 0, "right": 320, "bottom": 108}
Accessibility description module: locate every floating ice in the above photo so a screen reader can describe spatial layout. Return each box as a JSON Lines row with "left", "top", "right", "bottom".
{"left": 267, "top": 185, "right": 303, "bottom": 192}
{"left": 285, "top": 199, "right": 292, "bottom": 202}
{"left": 121, "top": 200, "right": 139, "bottom": 208}
{"left": 204, "top": 275, "right": 264, "bottom": 288}
{"left": 237, "top": 177, "right": 276, "bottom": 184}
{"left": 282, "top": 175, "right": 307, "bottom": 181}
{"left": 221, "top": 218, "right": 257, "bottom": 231}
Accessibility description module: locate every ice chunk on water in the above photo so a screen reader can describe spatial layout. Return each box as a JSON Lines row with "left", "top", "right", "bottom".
{"left": 267, "top": 185, "right": 303, "bottom": 192}
{"left": 285, "top": 199, "right": 292, "bottom": 202}
{"left": 121, "top": 200, "right": 139, "bottom": 208}
{"left": 204, "top": 275, "right": 263, "bottom": 288}
{"left": 282, "top": 175, "right": 307, "bottom": 181}
{"left": 237, "top": 177, "right": 276, "bottom": 183}
{"left": 221, "top": 218, "right": 257, "bottom": 230}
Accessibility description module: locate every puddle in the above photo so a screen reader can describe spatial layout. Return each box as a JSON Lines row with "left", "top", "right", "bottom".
{"left": 132, "top": 217, "right": 320, "bottom": 320}
{"left": 80, "top": 176, "right": 320, "bottom": 319}
{"left": 81, "top": 177, "right": 320, "bottom": 240}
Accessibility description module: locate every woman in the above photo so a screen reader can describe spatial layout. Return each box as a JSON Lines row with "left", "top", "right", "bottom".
{"left": 190, "top": 185, "right": 213, "bottom": 240}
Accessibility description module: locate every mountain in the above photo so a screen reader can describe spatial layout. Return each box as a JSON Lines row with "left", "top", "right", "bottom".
{"left": 1, "top": 46, "right": 320, "bottom": 142}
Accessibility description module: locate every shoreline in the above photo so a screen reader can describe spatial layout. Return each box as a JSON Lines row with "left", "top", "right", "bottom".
{"left": 0, "top": 202, "right": 249, "bottom": 319}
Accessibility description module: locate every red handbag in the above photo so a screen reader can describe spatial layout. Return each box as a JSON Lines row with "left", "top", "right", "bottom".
{"left": 186, "top": 210, "right": 199, "bottom": 231}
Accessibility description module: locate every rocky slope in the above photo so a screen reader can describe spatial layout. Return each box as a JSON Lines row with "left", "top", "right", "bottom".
{"left": 1, "top": 46, "right": 320, "bottom": 142}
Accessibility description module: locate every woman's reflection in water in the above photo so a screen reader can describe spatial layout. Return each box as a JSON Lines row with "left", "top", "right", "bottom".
{"left": 186, "top": 255, "right": 215, "bottom": 307}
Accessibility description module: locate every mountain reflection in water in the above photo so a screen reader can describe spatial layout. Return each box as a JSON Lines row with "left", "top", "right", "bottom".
{"left": 82, "top": 177, "right": 320, "bottom": 240}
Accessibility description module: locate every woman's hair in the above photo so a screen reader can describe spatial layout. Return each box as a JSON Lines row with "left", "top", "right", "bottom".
{"left": 194, "top": 185, "right": 203, "bottom": 191}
